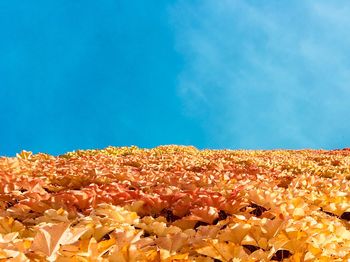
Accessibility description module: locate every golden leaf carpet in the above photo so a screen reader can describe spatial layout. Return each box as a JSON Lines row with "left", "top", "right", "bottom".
{"left": 1, "top": 146, "right": 350, "bottom": 261}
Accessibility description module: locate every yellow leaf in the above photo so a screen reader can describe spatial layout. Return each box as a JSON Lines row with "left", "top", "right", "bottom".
{"left": 292, "top": 208, "right": 305, "bottom": 218}
{"left": 98, "top": 237, "right": 116, "bottom": 254}
{"left": 219, "top": 223, "right": 251, "bottom": 244}
{"left": 196, "top": 240, "right": 246, "bottom": 261}
{"left": 241, "top": 234, "right": 258, "bottom": 246}
{"left": 31, "top": 222, "right": 71, "bottom": 258}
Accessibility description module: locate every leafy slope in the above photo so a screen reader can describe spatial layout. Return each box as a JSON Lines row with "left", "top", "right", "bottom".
{"left": 1, "top": 146, "right": 350, "bottom": 261}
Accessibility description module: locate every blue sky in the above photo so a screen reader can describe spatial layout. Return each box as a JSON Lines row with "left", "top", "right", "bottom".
{"left": 1, "top": 1, "right": 349, "bottom": 156}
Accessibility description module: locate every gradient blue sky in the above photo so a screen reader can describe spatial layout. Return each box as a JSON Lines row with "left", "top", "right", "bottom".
{"left": 1, "top": 1, "right": 349, "bottom": 156}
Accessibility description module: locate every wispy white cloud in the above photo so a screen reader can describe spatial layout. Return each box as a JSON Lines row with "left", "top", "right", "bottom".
{"left": 169, "top": 0, "right": 350, "bottom": 149}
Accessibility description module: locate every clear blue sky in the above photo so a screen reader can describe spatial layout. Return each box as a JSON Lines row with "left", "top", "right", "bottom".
{"left": 1, "top": 1, "right": 349, "bottom": 156}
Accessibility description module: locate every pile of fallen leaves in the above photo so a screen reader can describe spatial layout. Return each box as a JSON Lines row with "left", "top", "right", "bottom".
{"left": 1, "top": 146, "right": 350, "bottom": 261}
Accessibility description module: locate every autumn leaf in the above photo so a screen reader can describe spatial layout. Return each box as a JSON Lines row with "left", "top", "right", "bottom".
{"left": 31, "top": 222, "right": 71, "bottom": 260}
